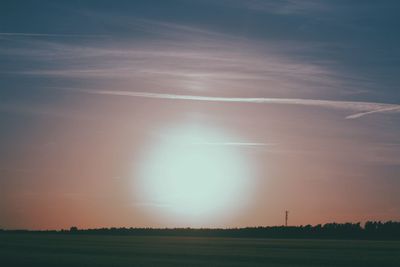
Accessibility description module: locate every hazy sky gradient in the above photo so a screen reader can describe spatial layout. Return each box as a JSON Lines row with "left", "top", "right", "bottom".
{"left": 1, "top": 0, "right": 399, "bottom": 229}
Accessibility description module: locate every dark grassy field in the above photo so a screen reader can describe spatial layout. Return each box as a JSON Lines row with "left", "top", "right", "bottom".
{"left": 1, "top": 233, "right": 400, "bottom": 267}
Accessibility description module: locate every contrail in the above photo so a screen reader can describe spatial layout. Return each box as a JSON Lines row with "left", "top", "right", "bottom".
{"left": 79, "top": 89, "right": 400, "bottom": 119}
{"left": 191, "top": 142, "right": 276, "bottom": 146}
{"left": 345, "top": 106, "right": 400, "bottom": 119}
{"left": 179, "top": 142, "right": 277, "bottom": 147}
{"left": 0, "top": 32, "right": 108, "bottom": 38}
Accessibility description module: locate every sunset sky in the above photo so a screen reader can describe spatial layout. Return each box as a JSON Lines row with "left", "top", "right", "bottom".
{"left": 1, "top": 0, "right": 400, "bottom": 230}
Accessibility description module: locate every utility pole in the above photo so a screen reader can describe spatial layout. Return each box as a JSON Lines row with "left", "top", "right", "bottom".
{"left": 285, "top": 210, "right": 289, "bottom": 227}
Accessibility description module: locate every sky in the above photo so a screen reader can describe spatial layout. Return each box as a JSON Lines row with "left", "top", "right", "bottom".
{"left": 1, "top": 0, "right": 400, "bottom": 230}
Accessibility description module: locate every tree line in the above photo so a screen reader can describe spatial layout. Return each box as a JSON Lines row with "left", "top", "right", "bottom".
{"left": 2, "top": 221, "right": 400, "bottom": 240}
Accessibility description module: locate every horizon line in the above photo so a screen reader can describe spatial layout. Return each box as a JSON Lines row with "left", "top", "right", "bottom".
{"left": 2, "top": 220, "right": 399, "bottom": 232}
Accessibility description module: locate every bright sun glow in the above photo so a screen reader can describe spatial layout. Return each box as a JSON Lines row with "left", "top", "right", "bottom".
{"left": 135, "top": 124, "right": 253, "bottom": 226}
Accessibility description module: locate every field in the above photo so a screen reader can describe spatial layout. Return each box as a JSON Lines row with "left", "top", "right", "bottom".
{"left": 1, "top": 234, "right": 400, "bottom": 266}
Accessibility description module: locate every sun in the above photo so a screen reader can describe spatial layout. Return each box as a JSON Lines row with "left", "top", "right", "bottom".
{"left": 135, "top": 124, "right": 253, "bottom": 226}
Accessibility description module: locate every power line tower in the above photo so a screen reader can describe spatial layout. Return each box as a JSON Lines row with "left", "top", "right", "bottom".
{"left": 285, "top": 210, "right": 289, "bottom": 227}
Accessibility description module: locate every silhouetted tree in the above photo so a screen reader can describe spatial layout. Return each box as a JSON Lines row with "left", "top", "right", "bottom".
{"left": 2, "top": 221, "right": 400, "bottom": 240}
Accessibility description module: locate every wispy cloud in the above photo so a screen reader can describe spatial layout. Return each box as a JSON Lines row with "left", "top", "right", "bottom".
{"left": 0, "top": 15, "right": 391, "bottom": 111}
{"left": 1, "top": 39, "right": 353, "bottom": 97}
{"left": 1, "top": 15, "right": 377, "bottom": 100}
{"left": 206, "top": 0, "right": 328, "bottom": 15}
{"left": 79, "top": 89, "right": 400, "bottom": 119}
